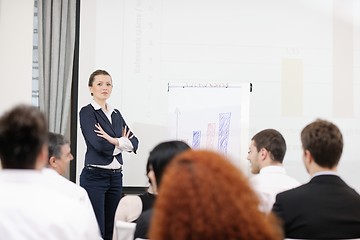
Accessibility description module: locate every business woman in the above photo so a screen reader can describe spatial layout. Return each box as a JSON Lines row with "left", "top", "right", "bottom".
{"left": 79, "top": 69, "right": 139, "bottom": 240}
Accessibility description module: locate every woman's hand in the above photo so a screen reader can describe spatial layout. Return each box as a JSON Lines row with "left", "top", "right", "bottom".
{"left": 122, "top": 126, "right": 134, "bottom": 139}
{"left": 94, "top": 123, "right": 118, "bottom": 146}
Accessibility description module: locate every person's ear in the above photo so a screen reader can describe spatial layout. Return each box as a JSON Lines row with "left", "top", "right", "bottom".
{"left": 49, "top": 156, "right": 57, "bottom": 168}
{"left": 303, "top": 149, "right": 312, "bottom": 165}
{"left": 259, "top": 148, "right": 268, "bottom": 161}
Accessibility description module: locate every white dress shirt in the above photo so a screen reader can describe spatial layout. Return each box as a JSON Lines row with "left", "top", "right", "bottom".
{"left": 250, "top": 165, "right": 301, "bottom": 213}
{"left": 0, "top": 170, "right": 101, "bottom": 240}
{"left": 42, "top": 168, "right": 98, "bottom": 219}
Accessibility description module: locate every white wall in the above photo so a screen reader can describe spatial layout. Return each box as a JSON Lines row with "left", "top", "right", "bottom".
{"left": 78, "top": 0, "right": 360, "bottom": 192}
{"left": 0, "top": 0, "right": 34, "bottom": 114}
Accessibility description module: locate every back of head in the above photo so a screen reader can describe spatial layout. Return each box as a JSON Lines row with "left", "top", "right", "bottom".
{"left": 149, "top": 150, "right": 283, "bottom": 240}
{"left": 0, "top": 104, "right": 48, "bottom": 169}
{"left": 252, "top": 129, "right": 286, "bottom": 163}
{"left": 301, "top": 119, "right": 343, "bottom": 168}
{"left": 146, "top": 140, "right": 190, "bottom": 187}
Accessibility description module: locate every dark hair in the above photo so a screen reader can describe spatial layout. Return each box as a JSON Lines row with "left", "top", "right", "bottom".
{"left": 146, "top": 140, "right": 190, "bottom": 187}
{"left": 149, "top": 150, "right": 283, "bottom": 240}
{"left": 301, "top": 119, "right": 343, "bottom": 168}
{"left": 48, "top": 132, "right": 69, "bottom": 160}
{"left": 251, "top": 129, "right": 286, "bottom": 163}
{"left": 0, "top": 104, "right": 48, "bottom": 169}
{"left": 88, "top": 69, "right": 111, "bottom": 87}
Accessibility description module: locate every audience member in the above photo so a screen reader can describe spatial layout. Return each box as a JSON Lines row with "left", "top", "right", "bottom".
{"left": 43, "top": 132, "right": 99, "bottom": 225}
{"left": 149, "top": 150, "right": 283, "bottom": 240}
{"left": 247, "top": 129, "right": 300, "bottom": 212}
{"left": 47, "top": 132, "right": 74, "bottom": 175}
{"left": 112, "top": 173, "right": 155, "bottom": 240}
{"left": 113, "top": 171, "right": 155, "bottom": 224}
{"left": 132, "top": 140, "right": 191, "bottom": 239}
{"left": 0, "top": 104, "right": 101, "bottom": 240}
{"left": 272, "top": 119, "right": 360, "bottom": 239}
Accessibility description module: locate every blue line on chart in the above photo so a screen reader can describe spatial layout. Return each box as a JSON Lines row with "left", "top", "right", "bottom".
{"left": 218, "top": 112, "right": 231, "bottom": 154}
{"left": 192, "top": 130, "right": 201, "bottom": 149}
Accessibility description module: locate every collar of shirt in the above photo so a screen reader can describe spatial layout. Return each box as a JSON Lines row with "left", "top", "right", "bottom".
{"left": 259, "top": 165, "right": 286, "bottom": 175}
{"left": 90, "top": 100, "right": 115, "bottom": 113}
{"left": 312, "top": 170, "right": 338, "bottom": 179}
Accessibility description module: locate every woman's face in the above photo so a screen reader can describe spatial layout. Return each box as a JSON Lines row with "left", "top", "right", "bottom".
{"left": 147, "top": 165, "right": 158, "bottom": 194}
{"left": 89, "top": 74, "right": 113, "bottom": 101}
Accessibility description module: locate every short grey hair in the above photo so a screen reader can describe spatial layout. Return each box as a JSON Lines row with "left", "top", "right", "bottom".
{"left": 48, "top": 132, "right": 69, "bottom": 160}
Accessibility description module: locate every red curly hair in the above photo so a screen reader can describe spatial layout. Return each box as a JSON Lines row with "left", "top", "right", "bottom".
{"left": 149, "top": 150, "right": 283, "bottom": 240}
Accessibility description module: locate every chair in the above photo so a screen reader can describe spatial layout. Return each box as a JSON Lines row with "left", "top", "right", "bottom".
{"left": 115, "top": 220, "right": 136, "bottom": 240}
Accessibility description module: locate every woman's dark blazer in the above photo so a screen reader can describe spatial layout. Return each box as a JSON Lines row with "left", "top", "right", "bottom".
{"left": 79, "top": 104, "right": 139, "bottom": 165}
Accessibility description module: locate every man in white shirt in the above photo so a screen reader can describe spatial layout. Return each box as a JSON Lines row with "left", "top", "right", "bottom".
{"left": 47, "top": 132, "right": 75, "bottom": 176}
{"left": 0, "top": 104, "right": 101, "bottom": 240}
{"left": 44, "top": 132, "right": 99, "bottom": 228}
{"left": 247, "top": 129, "right": 300, "bottom": 212}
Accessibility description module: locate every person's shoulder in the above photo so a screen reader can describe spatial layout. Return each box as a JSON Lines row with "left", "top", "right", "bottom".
{"left": 283, "top": 174, "right": 301, "bottom": 186}
{"left": 113, "top": 108, "right": 123, "bottom": 116}
{"left": 115, "top": 195, "right": 143, "bottom": 222}
{"left": 119, "top": 195, "right": 142, "bottom": 208}
{"left": 79, "top": 104, "right": 93, "bottom": 112}
{"left": 42, "top": 169, "right": 88, "bottom": 200}
{"left": 50, "top": 194, "right": 101, "bottom": 239}
{"left": 276, "top": 182, "right": 308, "bottom": 200}
{"left": 249, "top": 172, "right": 268, "bottom": 187}
{"left": 0, "top": 182, "right": 100, "bottom": 240}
